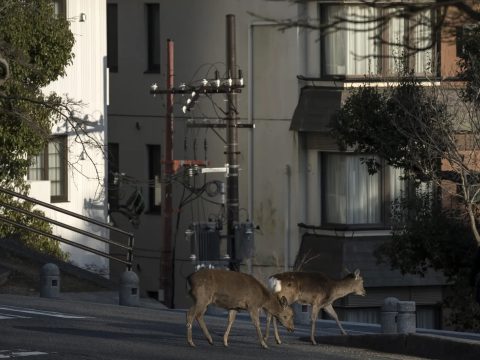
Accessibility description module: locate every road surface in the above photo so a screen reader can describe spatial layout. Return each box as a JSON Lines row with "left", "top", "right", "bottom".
{"left": 0, "top": 294, "right": 432, "bottom": 360}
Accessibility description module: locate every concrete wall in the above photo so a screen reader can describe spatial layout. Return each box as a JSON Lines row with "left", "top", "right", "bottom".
{"left": 107, "top": 0, "right": 307, "bottom": 306}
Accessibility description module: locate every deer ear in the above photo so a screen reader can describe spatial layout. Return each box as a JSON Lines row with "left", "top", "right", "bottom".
{"left": 354, "top": 269, "right": 360, "bottom": 279}
{"left": 279, "top": 296, "right": 288, "bottom": 308}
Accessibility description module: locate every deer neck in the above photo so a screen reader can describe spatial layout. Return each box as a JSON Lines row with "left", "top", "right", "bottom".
{"left": 264, "top": 294, "right": 282, "bottom": 315}
{"left": 330, "top": 278, "right": 355, "bottom": 300}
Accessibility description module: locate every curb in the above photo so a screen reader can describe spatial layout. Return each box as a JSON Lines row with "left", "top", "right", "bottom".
{"left": 317, "top": 333, "right": 480, "bottom": 360}
{"left": 0, "top": 265, "right": 11, "bottom": 286}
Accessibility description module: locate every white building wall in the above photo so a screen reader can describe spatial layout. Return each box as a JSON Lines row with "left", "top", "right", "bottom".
{"left": 29, "top": 0, "right": 109, "bottom": 274}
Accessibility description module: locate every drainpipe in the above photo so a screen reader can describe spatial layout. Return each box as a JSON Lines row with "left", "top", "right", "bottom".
{"left": 284, "top": 164, "right": 291, "bottom": 271}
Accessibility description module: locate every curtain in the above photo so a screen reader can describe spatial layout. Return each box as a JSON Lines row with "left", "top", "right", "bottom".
{"left": 413, "top": 10, "right": 433, "bottom": 74}
{"left": 324, "top": 153, "right": 381, "bottom": 224}
{"left": 389, "top": 166, "right": 406, "bottom": 202}
{"left": 324, "top": 6, "right": 379, "bottom": 76}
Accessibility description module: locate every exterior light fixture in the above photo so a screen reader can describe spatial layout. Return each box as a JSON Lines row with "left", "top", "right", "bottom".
{"left": 212, "top": 70, "right": 220, "bottom": 87}
{"left": 80, "top": 13, "right": 86, "bottom": 22}
{"left": 238, "top": 69, "right": 244, "bottom": 86}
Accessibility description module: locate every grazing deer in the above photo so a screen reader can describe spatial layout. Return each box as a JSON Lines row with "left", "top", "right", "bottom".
{"left": 265, "top": 269, "right": 366, "bottom": 345}
{"left": 186, "top": 268, "right": 294, "bottom": 348}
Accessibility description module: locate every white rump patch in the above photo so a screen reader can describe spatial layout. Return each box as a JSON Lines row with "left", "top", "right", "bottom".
{"left": 267, "top": 276, "right": 282, "bottom": 293}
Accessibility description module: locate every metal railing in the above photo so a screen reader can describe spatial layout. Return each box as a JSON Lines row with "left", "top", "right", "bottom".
{"left": 0, "top": 187, "right": 134, "bottom": 270}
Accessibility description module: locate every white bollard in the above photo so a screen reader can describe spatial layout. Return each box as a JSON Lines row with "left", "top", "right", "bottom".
{"left": 380, "top": 297, "right": 399, "bottom": 334}
{"left": 40, "top": 263, "right": 60, "bottom": 298}
{"left": 397, "top": 301, "right": 416, "bottom": 334}
{"left": 119, "top": 270, "right": 140, "bottom": 306}
{"left": 293, "top": 303, "right": 311, "bottom": 325}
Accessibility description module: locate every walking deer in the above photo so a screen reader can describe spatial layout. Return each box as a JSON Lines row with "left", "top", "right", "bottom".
{"left": 265, "top": 269, "right": 366, "bottom": 345}
{"left": 186, "top": 268, "right": 294, "bottom": 348}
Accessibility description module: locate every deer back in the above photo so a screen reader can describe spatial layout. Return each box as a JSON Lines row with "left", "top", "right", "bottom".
{"left": 188, "top": 269, "right": 273, "bottom": 310}
{"left": 268, "top": 269, "right": 365, "bottom": 305}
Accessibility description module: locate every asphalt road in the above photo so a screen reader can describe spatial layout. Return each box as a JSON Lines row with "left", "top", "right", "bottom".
{"left": 0, "top": 294, "right": 431, "bottom": 360}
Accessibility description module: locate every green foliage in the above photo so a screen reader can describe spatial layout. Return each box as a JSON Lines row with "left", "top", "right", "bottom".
{"left": 331, "top": 71, "right": 452, "bottom": 179}
{"left": 443, "top": 276, "right": 480, "bottom": 331}
{"left": 375, "top": 192, "right": 480, "bottom": 329}
{"left": 0, "top": 0, "right": 74, "bottom": 188}
{"left": 376, "top": 192, "right": 476, "bottom": 281}
{"left": 0, "top": 191, "right": 67, "bottom": 260}
{"left": 0, "top": 0, "right": 73, "bottom": 259}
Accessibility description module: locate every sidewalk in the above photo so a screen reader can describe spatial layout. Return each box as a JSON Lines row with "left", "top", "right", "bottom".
{"left": 58, "top": 290, "right": 168, "bottom": 310}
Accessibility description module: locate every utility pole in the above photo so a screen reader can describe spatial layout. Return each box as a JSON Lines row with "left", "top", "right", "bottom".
{"left": 150, "top": 15, "right": 247, "bottom": 305}
{"left": 225, "top": 14, "right": 240, "bottom": 269}
{"left": 160, "top": 39, "right": 174, "bottom": 308}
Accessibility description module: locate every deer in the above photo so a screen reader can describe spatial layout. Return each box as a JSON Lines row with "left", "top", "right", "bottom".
{"left": 186, "top": 268, "right": 294, "bottom": 348}
{"left": 264, "top": 269, "right": 366, "bottom": 345}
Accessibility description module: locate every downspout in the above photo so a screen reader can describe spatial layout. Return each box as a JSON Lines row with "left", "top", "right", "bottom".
{"left": 247, "top": 24, "right": 254, "bottom": 274}
{"left": 284, "top": 164, "right": 291, "bottom": 271}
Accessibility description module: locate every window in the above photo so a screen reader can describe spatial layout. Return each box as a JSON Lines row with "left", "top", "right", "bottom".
{"left": 148, "top": 145, "right": 161, "bottom": 213}
{"left": 320, "top": 4, "right": 434, "bottom": 77}
{"left": 52, "top": 0, "right": 66, "bottom": 18}
{"left": 28, "top": 136, "right": 68, "bottom": 203}
{"left": 107, "top": 4, "right": 118, "bottom": 72}
{"left": 146, "top": 3, "right": 160, "bottom": 72}
{"left": 321, "top": 153, "right": 405, "bottom": 227}
{"left": 108, "top": 143, "right": 120, "bottom": 210}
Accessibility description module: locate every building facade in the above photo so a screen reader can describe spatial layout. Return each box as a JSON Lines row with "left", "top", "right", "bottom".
{"left": 28, "top": 0, "right": 110, "bottom": 274}
{"left": 107, "top": 0, "right": 463, "bottom": 328}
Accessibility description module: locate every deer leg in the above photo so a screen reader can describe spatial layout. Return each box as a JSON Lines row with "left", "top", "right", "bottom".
{"left": 309, "top": 304, "right": 320, "bottom": 345}
{"left": 249, "top": 309, "right": 268, "bottom": 349}
{"left": 323, "top": 304, "right": 347, "bottom": 335}
{"left": 263, "top": 312, "right": 271, "bottom": 342}
{"left": 223, "top": 309, "right": 237, "bottom": 347}
{"left": 197, "top": 309, "right": 214, "bottom": 345}
{"left": 186, "top": 306, "right": 198, "bottom": 347}
{"left": 272, "top": 316, "right": 282, "bottom": 344}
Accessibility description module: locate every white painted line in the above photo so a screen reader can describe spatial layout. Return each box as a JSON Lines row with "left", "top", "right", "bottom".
{"left": 0, "top": 306, "right": 92, "bottom": 319}
{"left": 0, "top": 312, "right": 30, "bottom": 320}
{"left": 0, "top": 350, "right": 48, "bottom": 358}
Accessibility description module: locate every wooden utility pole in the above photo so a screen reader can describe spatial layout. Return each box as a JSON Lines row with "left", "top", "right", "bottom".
{"left": 226, "top": 14, "right": 240, "bottom": 268}
{"left": 161, "top": 39, "right": 174, "bottom": 308}
{"left": 150, "top": 16, "right": 246, "bottom": 304}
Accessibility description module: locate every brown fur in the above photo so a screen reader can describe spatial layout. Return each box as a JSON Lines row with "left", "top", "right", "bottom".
{"left": 186, "top": 268, "right": 294, "bottom": 348}
{"left": 265, "top": 269, "right": 366, "bottom": 345}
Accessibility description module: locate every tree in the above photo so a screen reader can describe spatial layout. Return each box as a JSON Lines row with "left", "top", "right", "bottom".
{"left": 330, "top": 27, "right": 480, "bottom": 328}
{"left": 331, "top": 24, "right": 480, "bottom": 247}
{"left": 253, "top": 1, "right": 480, "bottom": 55}
{"left": 0, "top": 0, "right": 76, "bottom": 259}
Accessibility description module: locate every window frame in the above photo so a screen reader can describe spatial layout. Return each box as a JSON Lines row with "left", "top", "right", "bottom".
{"left": 107, "top": 142, "right": 120, "bottom": 210}
{"left": 319, "top": 3, "right": 438, "bottom": 80}
{"left": 28, "top": 136, "right": 68, "bottom": 203}
{"left": 52, "top": 0, "right": 67, "bottom": 18}
{"left": 107, "top": 3, "right": 119, "bottom": 73}
{"left": 320, "top": 152, "right": 405, "bottom": 230}
{"left": 145, "top": 3, "right": 160, "bottom": 73}
{"left": 147, "top": 144, "right": 161, "bottom": 214}
{"left": 48, "top": 136, "right": 68, "bottom": 203}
